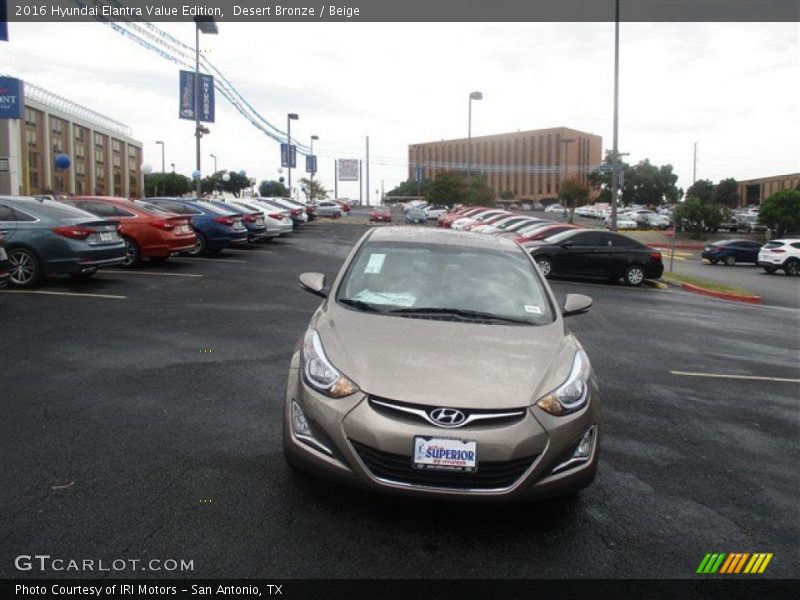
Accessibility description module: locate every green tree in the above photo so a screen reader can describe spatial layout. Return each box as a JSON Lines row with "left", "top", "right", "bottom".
{"left": 424, "top": 172, "right": 495, "bottom": 207}
{"left": 499, "top": 189, "right": 515, "bottom": 200}
{"left": 259, "top": 180, "right": 289, "bottom": 197}
{"left": 685, "top": 179, "right": 714, "bottom": 204}
{"left": 201, "top": 170, "right": 252, "bottom": 198}
{"left": 673, "top": 196, "right": 726, "bottom": 239}
{"left": 386, "top": 178, "right": 426, "bottom": 198}
{"left": 465, "top": 174, "right": 495, "bottom": 206}
{"left": 712, "top": 177, "right": 739, "bottom": 208}
{"left": 559, "top": 178, "right": 591, "bottom": 223}
{"left": 588, "top": 154, "right": 680, "bottom": 206}
{"left": 144, "top": 172, "right": 192, "bottom": 197}
{"left": 759, "top": 189, "right": 800, "bottom": 238}
{"left": 298, "top": 177, "right": 328, "bottom": 203}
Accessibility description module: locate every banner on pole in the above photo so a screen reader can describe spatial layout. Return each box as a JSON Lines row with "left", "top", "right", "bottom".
{"left": 178, "top": 70, "right": 215, "bottom": 123}
{"left": 306, "top": 155, "right": 317, "bottom": 174}
{"left": 281, "top": 144, "right": 297, "bottom": 168}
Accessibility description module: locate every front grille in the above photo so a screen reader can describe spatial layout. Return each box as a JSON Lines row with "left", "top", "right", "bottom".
{"left": 350, "top": 440, "right": 536, "bottom": 490}
{"left": 368, "top": 396, "right": 527, "bottom": 429}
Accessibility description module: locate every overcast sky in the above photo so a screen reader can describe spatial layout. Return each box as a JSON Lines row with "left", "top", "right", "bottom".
{"left": 3, "top": 21, "right": 798, "bottom": 201}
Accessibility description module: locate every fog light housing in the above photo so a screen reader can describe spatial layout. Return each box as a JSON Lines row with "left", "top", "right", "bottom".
{"left": 551, "top": 426, "right": 596, "bottom": 474}
{"left": 291, "top": 401, "right": 334, "bottom": 456}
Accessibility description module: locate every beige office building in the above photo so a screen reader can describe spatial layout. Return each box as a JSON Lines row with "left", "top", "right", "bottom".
{"left": 409, "top": 127, "right": 602, "bottom": 200}
{"left": 0, "top": 80, "right": 144, "bottom": 198}
{"left": 736, "top": 173, "right": 799, "bottom": 206}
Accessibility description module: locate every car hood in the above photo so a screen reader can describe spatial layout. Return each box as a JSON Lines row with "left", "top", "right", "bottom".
{"left": 312, "top": 303, "right": 576, "bottom": 409}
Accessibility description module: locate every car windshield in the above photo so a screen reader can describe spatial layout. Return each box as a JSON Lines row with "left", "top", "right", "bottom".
{"left": 337, "top": 240, "right": 553, "bottom": 325}
{"left": 539, "top": 229, "right": 577, "bottom": 244}
{"left": 19, "top": 199, "right": 95, "bottom": 220}
{"left": 200, "top": 202, "right": 238, "bottom": 216}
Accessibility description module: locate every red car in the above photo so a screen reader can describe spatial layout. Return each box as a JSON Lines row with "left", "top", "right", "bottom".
{"left": 335, "top": 200, "right": 352, "bottom": 212}
{"left": 62, "top": 196, "right": 196, "bottom": 266}
{"left": 370, "top": 207, "right": 392, "bottom": 222}
{"left": 437, "top": 206, "right": 487, "bottom": 228}
{"left": 511, "top": 223, "right": 580, "bottom": 244}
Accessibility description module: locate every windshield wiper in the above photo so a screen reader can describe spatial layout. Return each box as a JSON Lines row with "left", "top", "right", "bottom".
{"left": 388, "top": 307, "right": 533, "bottom": 325}
{"left": 338, "top": 298, "right": 385, "bottom": 313}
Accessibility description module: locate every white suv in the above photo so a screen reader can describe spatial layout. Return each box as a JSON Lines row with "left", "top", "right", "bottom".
{"left": 758, "top": 238, "right": 800, "bottom": 276}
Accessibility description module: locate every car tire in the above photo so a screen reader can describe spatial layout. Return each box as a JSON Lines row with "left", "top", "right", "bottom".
{"left": 536, "top": 257, "right": 554, "bottom": 278}
{"left": 724, "top": 255, "right": 736, "bottom": 266}
{"left": 7, "top": 247, "right": 42, "bottom": 288}
{"left": 784, "top": 258, "right": 799, "bottom": 276}
{"left": 709, "top": 259, "right": 719, "bottom": 265}
{"left": 121, "top": 236, "right": 141, "bottom": 267}
{"left": 623, "top": 264, "right": 645, "bottom": 286}
{"left": 187, "top": 233, "right": 207, "bottom": 256}
{"left": 762, "top": 265, "right": 777, "bottom": 274}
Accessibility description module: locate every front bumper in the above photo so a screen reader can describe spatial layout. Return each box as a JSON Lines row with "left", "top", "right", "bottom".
{"left": 283, "top": 364, "right": 600, "bottom": 501}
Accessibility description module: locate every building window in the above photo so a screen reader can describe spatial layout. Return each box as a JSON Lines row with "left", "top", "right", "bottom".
{"left": 51, "top": 118, "right": 63, "bottom": 134}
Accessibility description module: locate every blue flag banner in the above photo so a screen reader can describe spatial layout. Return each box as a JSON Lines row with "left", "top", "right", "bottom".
{"left": 281, "top": 144, "right": 297, "bottom": 168}
{"left": 0, "top": 76, "right": 24, "bottom": 119}
{"left": 306, "top": 155, "right": 317, "bottom": 174}
{"left": 178, "top": 70, "right": 215, "bottom": 123}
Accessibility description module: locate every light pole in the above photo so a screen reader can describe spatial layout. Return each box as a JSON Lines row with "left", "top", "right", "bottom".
{"left": 209, "top": 153, "right": 217, "bottom": 174}
{"left": 194, "top": 17, "right": 218, "bottom": 199}
{"left": 155, "top": 140, "right": 165, "bottom": 173}
{"left": 287, "top": 113, "right": 299, "bottom": 194}
{"left": 610, "top": 0, "right": 620, "bottom": 232}
{"left": 468, "top": 91, "right": 483, "bottom": 179}
{"left": 310, "top": 135, "right": 318, "bottom": 184}
{"left": 170, "top": 163, "right": 175, "bottom": 173}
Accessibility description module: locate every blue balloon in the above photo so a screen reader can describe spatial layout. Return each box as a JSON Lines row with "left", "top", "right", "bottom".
{"left": 54, "top": 153, "right": 71, "bottom": 170}
{"left": 192, "top": 170, "right": 202, "bottom": 180}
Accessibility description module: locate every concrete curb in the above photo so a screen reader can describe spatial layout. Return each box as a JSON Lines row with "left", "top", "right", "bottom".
{"left": 644, "top": 280, "right": 669, "bottom": 290}
{"left": 680, "top": 282, "right": 763, "bottom": 304}
{"left": 647, "top": 242, "right": 705, "bottom": 251}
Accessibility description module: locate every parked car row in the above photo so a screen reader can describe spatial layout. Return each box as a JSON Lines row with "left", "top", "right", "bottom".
{"left": 699, "top": 238, "right": 800, "bottom": 275}
{"left": 431, "top": 205, "right": 664, "bottom": 285}
{"left": 0, "top": 194, "right": 327, "bottom": 287}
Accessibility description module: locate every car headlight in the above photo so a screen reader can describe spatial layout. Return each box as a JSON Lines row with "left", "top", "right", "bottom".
{"left": 302, "top": 329, "right": 359, "bottom": 398}
{"left": 536, "top": 349, "right": 591, "bottom": 416}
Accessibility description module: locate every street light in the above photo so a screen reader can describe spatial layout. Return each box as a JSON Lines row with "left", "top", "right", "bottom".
{"left": 310, "top": 135, "right": 319, "bottom": 184}
{"left": 155, "top": 140, "right": 165, "bottom": 173}
{"left": 287, "top": 113, "right": 299, "bottom": 193}
{"left": 610, "top": 0, "right": 620, "bottom": 231}
{"left": 170, "top": 163, "right": 175, "bottom": 173}
{"left": 194, "top": 16, "right": 218, "bottom": 199}
{"left": 209, "top": 153, "right": 217, "bottom": 173}
{"left": 467, "top": 91, "right": 483, "bottom": 179}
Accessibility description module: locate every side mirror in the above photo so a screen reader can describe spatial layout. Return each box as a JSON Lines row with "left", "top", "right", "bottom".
{"left": 561, "top": 240, "right": 574, "bottom": 248}
{"left": 562, "top": 293, "right": 592, "bottom": 317}
{"left": 299, "top": 272, "right": 328, "bottom": 298}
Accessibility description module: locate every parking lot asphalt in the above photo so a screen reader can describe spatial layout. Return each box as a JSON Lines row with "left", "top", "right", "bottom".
{"left": 1, "top": 219, "right": 798, "bottom": 580}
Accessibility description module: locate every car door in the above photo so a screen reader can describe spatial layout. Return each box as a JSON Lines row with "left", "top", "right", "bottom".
{"left": 557, "top": 231, "right": 606, "bottom": 276}
{"left": 604, "top": 233, "right": 641, "bottom": 277}
{"left": 738, "top": 241, "right": 761, "bottom": 263}
{"left": 0, "top": 203, "right": 19, "bottom": 243}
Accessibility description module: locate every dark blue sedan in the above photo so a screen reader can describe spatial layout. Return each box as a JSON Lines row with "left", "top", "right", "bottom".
{"left": 0, "top": 196, "right": 126, "bottom": 287}
{"left": 141, "top": 198, "right": 248, "bottom": 255}
{"left": 701, "top": 239, "right": 762, "bottom": 266}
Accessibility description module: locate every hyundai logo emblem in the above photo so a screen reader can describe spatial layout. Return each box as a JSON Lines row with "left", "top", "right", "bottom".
{"left": 429, "top": 408, "right": 467, "bottom": 427}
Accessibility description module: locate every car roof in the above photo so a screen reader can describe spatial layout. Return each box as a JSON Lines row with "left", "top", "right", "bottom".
{"left": 368, "top": 226, "right": 521, "bottom": 251}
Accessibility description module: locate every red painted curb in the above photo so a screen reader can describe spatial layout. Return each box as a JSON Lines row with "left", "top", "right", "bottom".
{"left": 647, "top": 242, "right": 705, "bottom": 251}
{"left": 680, "top": 282, "right": 762, "bottom": 304}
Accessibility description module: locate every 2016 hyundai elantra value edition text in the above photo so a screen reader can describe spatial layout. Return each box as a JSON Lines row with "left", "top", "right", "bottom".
{"left": 283, "top": 227, "right": 600, "bottom": 500}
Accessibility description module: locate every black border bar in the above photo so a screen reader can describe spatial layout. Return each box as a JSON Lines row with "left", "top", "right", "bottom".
{"left": 5, "top": 0, "right": 800, "bottom": 23}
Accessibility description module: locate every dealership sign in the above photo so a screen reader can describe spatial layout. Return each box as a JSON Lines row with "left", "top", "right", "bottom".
{"left": 337, "top": 159, "right": 359, "bottom": 181}
{"left": 0, "top": 77, "right": 24, "bottom": 119}
{"left": 178, "top": 70, "right": 215, "bottom": 123}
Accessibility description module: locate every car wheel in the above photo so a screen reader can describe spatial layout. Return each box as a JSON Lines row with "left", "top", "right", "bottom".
{"left": 536, "top": 257, "right": 553, "bottom": 278}
{"left": 724, "top": 255, "right": 736, "bottom": 266}
{"left": 7, "top": 247, "right": 42, "bottom": 288}
{"left": 784, "top": 258, "right": 800, "bottom": 276}
{"left": 187, "top": 233, "right": 207, "bottom": 256}
{"left": 121, "top": 236, "right": 141, "bottom": 267}
{"left": 623, "top": 264, "right": 645, "bottom": 286}
{"left": 709, "top": 259, "right": 719, "bottom": 265}
{"left": 762, "top": 265, "right": 777, "bottom": 274}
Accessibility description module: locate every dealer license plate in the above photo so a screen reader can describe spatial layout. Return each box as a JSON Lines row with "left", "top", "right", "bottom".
{"left": 413, "top": 436, "right": 477, "bottom": 473}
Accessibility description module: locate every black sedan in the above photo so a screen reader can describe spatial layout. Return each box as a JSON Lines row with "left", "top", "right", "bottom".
{"left": 701, "top": 239, "right": 762, "bottom": 266}
{"left": 525, "top": 229, "right": 664, "bottom": 286}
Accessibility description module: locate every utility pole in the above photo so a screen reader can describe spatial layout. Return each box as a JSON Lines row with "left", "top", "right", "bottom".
{"left": 156, "top": 141, "right": 165, "bottom": 173}
{"left": 358, "top": 160, "right": 363, "bottom": 206}
{"left": 194, "top": 23, "right": 201, "bottom": 199}
{"left": 692, "top": 142, "right": 697, "bottom": 184}
{"left": 286, "top": 113, "right": 299, "bottom": 194}
{"left": 467, "top": 91, "right": 483, "bottom": 179}
{"left": 334, "top": 160, "right": 338, "bottom": 199}
{"left": 365, "top": 136, "right": 370, "bottom": 207}
{"left": 610, "top": 0, "right": 620, "bottom": 232}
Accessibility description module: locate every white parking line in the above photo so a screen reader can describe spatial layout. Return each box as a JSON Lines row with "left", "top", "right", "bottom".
{"left": 0, "top": 289, "right": 126, "bottom": 300}
{"left": 670, "top": 370, "right": 800, "bottom": 384}
{"left": 103, "top": 270, "right": 203, "bottom": 278}
{"left": 172, "top": 257, "right": 248, "bottom": 264}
